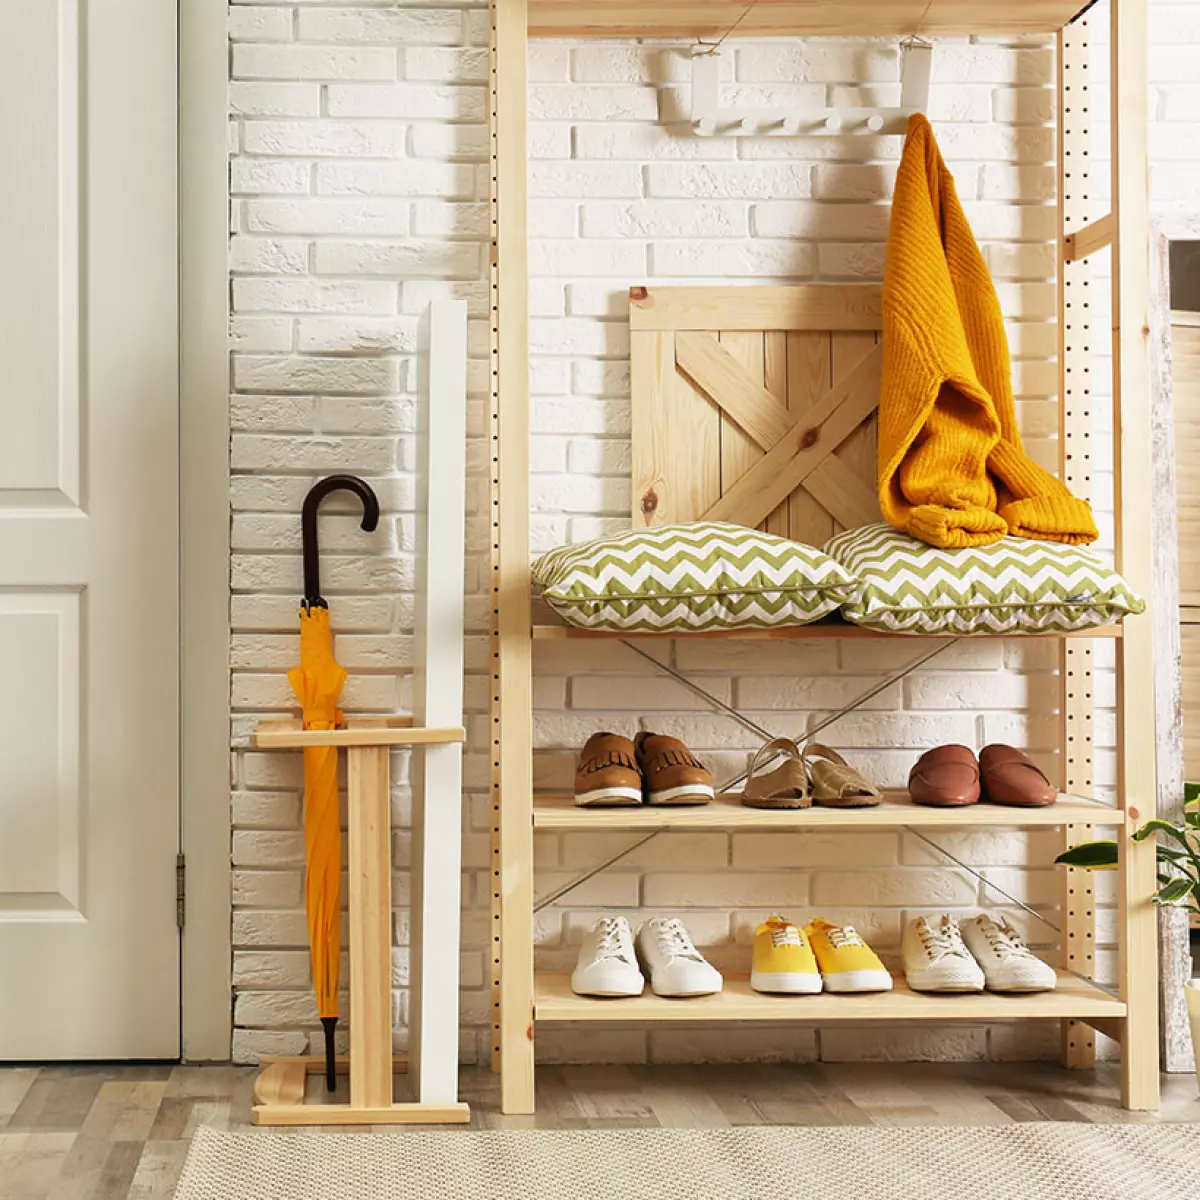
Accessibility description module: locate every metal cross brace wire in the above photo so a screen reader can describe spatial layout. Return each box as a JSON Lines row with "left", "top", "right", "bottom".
{"left": 532, "top": 635, "right": 998, "bottom": 912}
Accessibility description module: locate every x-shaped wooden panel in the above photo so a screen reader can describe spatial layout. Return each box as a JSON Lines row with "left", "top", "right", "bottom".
{"left": 673, "top": 331, "right": 882, "bottom": 531}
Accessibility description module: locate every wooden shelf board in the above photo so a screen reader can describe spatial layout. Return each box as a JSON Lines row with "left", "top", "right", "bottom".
{"left": 531, "top": 622, "right": 1123, "bottom": 642}
{"left": 253, "top": 717, "right": 465, "bottom": 749}
{"left": 533, "top": 792, "right": 1123, "bottom": 830}
{"left": 535, "top": 971, "right": 1125, "bottom": 1024}
{"left": 527, "top": 0, "right": 1091, "bottom": 39}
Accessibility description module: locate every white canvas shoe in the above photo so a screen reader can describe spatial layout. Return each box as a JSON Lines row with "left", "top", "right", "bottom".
{"left": 570, "top": 916, "right": 644, "bottom": 998}
{"left": 635, "top": 916, "right": 723, "bottom": 997}
{"left": 902, "top": 914, "right": 985, "bottom": 993}
{"left": 961, "top": 914, "right": 1057, "bottom": 993}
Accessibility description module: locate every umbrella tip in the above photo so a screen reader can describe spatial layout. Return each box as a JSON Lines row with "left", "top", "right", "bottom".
{"left": 321, "top": 1017, "right": 338, "bottom": 1093}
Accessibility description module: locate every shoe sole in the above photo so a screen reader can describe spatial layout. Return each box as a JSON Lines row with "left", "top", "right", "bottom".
{"left": 821, "top": 970, "right": 894, "bottom": 993}
{"left": 646, "top": 784, "right": 715, "bottom": 806}
{"left": 742, "top": 796, "right": 812, "bottom": 809}
{"left": 906, "top": 978, "right": 984, "bottom": 993}
{"left": 750, "top": 971, "right": 822, "bottom": 994}
{"left": 984, "top": 982, "right": 1057, "bottom": 993}
{"left": 651, "top": 986, "right": 723, "bottom": 997}
{"left": 570, "top": 986, "right": 645, "bottom": 998}
{"left": 575, "top": 786, "right": 643, "bottom": 807}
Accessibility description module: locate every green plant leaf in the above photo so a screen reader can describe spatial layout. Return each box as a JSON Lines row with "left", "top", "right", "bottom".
{"left": 1156, "top": 877, "right": 1196, "bottom": 904}
{"left": 1055, "top": 841, "right": 1119, "bottom": 869}
{"left": 1184, "top": 781, "right": 1200, "bottom": 806}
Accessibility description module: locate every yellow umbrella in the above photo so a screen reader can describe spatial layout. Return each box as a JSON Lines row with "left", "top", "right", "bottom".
{"left": 292, "top": 475, "right": 380, "bottom": 1093}
{"left": 289, "top": 605, "right": 346, "bottom": 1092}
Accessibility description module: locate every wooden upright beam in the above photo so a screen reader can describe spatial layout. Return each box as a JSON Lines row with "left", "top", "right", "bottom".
{"left": 489, "top": 0, "right": 536, "bottom": 1115}
{"left": 1110, "top": 0, "right": 1161, "bottom": 1112}
{"left": 1056, "top": 14, "right": 1096, "bottom": 1073}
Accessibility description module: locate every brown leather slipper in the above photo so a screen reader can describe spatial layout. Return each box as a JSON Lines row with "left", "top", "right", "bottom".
{"left": 908, "top": 744, "right": 981, "bottom": 807}
{"left": 979, "top": 744, "right": 1058, "bottom": 807}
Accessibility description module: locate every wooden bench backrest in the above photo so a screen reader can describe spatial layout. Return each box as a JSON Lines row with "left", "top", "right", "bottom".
{"left": 629, "top": 285, "right": 884, "bottom": 543}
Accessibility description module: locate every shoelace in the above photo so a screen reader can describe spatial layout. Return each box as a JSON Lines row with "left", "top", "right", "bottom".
{"left": 981, "top": 918, "right": 1035, "bottom": 961}
{"left": 653, "top": 918, "right": 704, "bottom": 962}
{"left": 769, "top": 925, "right": 803, "bottom": 949}
{"left": 827, "top": 925, "right": 863, "bottom": 950}
{"left": 918, "top": 916, "right": 971, "bottom": 960}
{"left": 594, "top": 919, "right": 634, "bottom": 964}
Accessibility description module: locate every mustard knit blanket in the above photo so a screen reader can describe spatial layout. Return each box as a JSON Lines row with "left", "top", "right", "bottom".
{"left": 878, "top": 114, "right": 1097, "bottom": 549}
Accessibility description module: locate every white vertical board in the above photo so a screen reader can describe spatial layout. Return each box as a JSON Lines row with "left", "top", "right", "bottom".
{"left": 409, "top": 300, "right": 469, "bottom": 1103}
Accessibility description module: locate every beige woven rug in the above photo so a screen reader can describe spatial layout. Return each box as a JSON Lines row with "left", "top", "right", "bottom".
{"left": 176, "top": 1123, "right": 1200, "bottom": 1200}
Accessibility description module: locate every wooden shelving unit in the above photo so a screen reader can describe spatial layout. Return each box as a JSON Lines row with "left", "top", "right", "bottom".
{"left": 488, "top": 0, "right": 1160, "bottom": 1114}
{"left": 534, "top": 972, "right": 1125, "bottom": 1026}
{"left": 532, "top": 793, "right": 1126, "bottom": 831}
{"left": 531, "top": 622, "right": 1124, "bottom": 642}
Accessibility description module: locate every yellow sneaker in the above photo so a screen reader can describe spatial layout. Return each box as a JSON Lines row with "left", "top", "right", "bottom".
{"left": 750, "top": 915, "right": 822, "bottom": 994}
{"left": 804, "top": 918, "right": 893, "bottom": 993}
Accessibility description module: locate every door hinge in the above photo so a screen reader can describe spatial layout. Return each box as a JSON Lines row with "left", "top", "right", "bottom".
{"left": 176, "top": 853, "right": 186, "bottom": 929}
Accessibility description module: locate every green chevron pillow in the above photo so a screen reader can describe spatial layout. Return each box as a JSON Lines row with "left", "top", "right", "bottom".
{"left": 824, "top": 523, "right": 1145, "bottom": 635}
{"left": 532, "top": 522, "right": 859, "bottom": 632}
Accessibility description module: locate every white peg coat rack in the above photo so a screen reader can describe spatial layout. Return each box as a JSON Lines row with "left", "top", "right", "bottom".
{"left": 689, "top": 39, "right": 932, "bottom": 137}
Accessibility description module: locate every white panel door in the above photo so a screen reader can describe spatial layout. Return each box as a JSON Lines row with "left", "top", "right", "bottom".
{"left": 0, "top": 0, "right": 179, "bottom": 1058}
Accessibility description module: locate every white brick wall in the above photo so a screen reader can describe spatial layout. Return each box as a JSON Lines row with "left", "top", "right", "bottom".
{"left": 228, "top": 1, "right": 1191, "bottom": 1068}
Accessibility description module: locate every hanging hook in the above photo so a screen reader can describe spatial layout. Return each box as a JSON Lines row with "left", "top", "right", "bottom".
{"left": 300, "top": 474, "right": 380, "bottom": 610}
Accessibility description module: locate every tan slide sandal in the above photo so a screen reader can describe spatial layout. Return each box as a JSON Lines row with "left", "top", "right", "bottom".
{"left": 742, "top": 737, "right": 811, "bottom": 809}
{"left": 804, "top": 743, "right": 882, "bottom": 808}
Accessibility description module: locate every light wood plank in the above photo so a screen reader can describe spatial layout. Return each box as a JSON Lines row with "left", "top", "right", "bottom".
{"left": 676, "top": 331, "right": 793, "bottom": 450}
{"left": 252, "top": 1062, "right": 306, "bottom": 1108}
{"left": 253, "top": 721, "right": 463, "bottom": 749}
{"left": 1109, "top": 0, "right": 1160, "bottom": 1114}
{"left": 532, "top": 791, "right": 1125, "bottom": 830}
{"left": 348, "top": 746, "right": 394, "bottom": 1110}
{"left": 534, "top": 972, "right": 1126, "bottom": 1024}
{"left": 528, "top": 2, "right": 1090, "bottom": 40}
{"left": 826, "top": 330, "right": 882, "bottom": 531}
{"left": 786, "top": 331, "right": 835, "bottom": 545}
{"left": 530, "top": 621, "right": 1125, "bottom": 642}
{"left": 1064, "top": 213, "right": 1114, "bottom": 262}
{"left": 763, "top": 332, "right": 790, "bottom": 537}
{"left": 491, "top": 0, "right": 536, "bottom": 1117}
{"left": 702, "top": 344, "right": 883, "bottom": 528}
{"left": 717, "top": 331, "right": 770, "bottom": 532}
{"left": 630, "top": 285, "right": 882, "bottom": 332}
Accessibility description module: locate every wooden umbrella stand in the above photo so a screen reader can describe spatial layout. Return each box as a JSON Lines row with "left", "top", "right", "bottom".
{"left": 248, "top": 301, "right": 473, "bottom": 1126}
{"left": 250, "top": 718, "right": 470, "bottom": 1126}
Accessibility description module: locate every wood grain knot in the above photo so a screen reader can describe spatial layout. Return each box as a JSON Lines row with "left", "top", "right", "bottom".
{"left": 1128, "top": 806, "right": 1141, "bottom": 823}
{"left": 629, "top": 286, "right": 649, "bottom": 304}
{"left": 799, "top": 427, "right": 820, "bottom": 450}
{"left": 641, "top": 489, "right": 659, "bottom": 514}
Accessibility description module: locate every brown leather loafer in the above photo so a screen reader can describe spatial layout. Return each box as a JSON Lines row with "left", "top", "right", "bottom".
{"left": 908, "top": 744, "right": 981, "bottom": 807}
{"left": 574, "top": 732, "right": 642, "bottom": 807}
{"left": 635, "top": 732, "right": 714, "bottom": 806}
{"left": 979, "top": 744, "right": 1058, "bottom": 807}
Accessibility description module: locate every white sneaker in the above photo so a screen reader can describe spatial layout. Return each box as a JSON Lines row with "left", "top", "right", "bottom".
{"left": 961, "top": 914, "right": 1057, "bottom": 993}
{"left": 570, "top": 916, "right": 644, "bottom": 998}
{"left": 635, "top": 916, "right": 723, "bottom": 997}
{"left": 902, "top": 914, "right": 985, "bottom": 993}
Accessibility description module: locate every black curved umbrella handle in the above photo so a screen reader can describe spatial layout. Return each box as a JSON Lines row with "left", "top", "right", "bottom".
{"left": 301, "top": 475, "right": 380, "bottom": 609}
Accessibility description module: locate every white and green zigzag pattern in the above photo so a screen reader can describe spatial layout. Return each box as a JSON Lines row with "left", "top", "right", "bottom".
{"left": 533, "top": 521, "right": 859, "bottom": 632}
{"left": 824, "top": 523, "right": 1146, "bottom": 635}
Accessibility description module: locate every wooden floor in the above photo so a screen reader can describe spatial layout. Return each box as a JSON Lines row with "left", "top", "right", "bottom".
{"left": 1, "top": 1062, "right": 1198, "bottom": 1198}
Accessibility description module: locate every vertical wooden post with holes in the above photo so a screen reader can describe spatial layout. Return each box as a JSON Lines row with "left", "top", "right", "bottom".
{"left": 1056, "top": 13, "right": 1096, "bottom": 1072}
{"left": 1110, "top": 0, "right": 1160, "bottom": 1111}
{"left": 489, "top": 0, "right": 536, "bottom": 1115}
